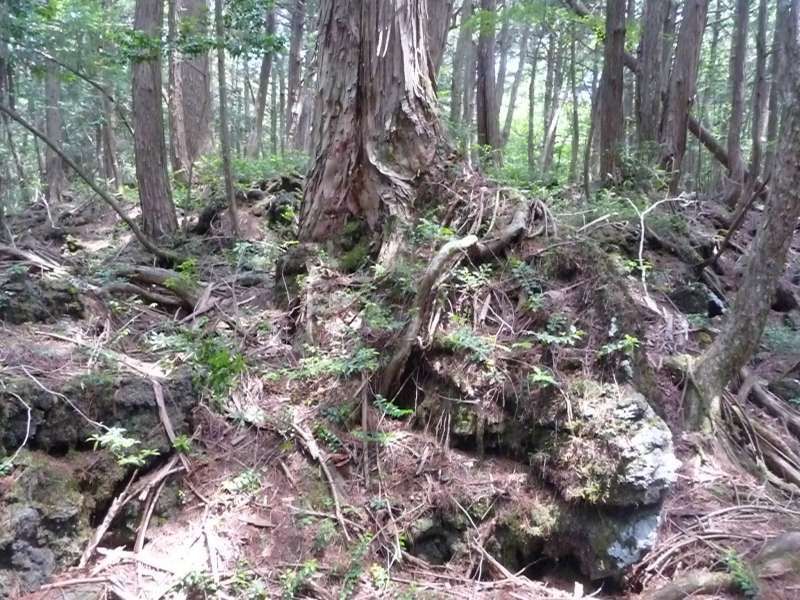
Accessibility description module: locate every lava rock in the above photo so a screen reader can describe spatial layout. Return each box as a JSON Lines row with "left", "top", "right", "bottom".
{"left": 772, "top": 283, "right": 799, "bottom": 313}
{"left": 0, "top": 269, "right": 83, "bottom": 324}
{"left": 669, "top": 283, "right": 713, "bottom": 315}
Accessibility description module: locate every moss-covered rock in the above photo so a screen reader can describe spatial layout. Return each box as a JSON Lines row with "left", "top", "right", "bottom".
{"left": 0, "top": 269, "right": 83, "bottom": 324}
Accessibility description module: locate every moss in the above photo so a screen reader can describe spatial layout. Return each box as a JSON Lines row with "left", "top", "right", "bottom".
{"left": 339, "top": 240, "right": 370, "bottom": 273}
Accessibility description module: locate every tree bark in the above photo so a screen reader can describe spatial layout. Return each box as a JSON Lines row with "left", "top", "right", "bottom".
{"left": 299, "top": 0, "right": 444, "bottom": 259}
{"left": 246, "top": 7, "right": 276, "bottom": 158}
{"left": 568, "top": 28, "right": 580, "bottom": 182}
{"left": 270, "top": 54, "right": 279, "bottom": 156}
{"left": 659, "top": 0, "right": 710, "bottom": 193}
{"left": 168, "top": 0, "right": 211, "bottom": 181}
{"left": 215, "top": 0, "right": 238, "bottom": 237}
{"left": 428, "top": 0, "right": 454, "bottom": 76}
{"left": 476, "top": 0, "right": 502, "bottom": 162}
{"left": 494, "top": 6, "right": 512, "bottom": 113}
{"left": 44, "top": 61, "right": 66, "bottom": 203}
{"left": 637, "top": 0, "right": 670, "bottom": 147}
{"left": 583, "top": 48, "right": 601, "bottom": 198}
{"left": 599, "top": 0, "right": 626, "bottom": 184}
{"left": 690, "top": 0, "right": 800, "bottom": 430}
{"left": 285, "top": 0, "right": 306, "bottom": 144}
{"left": 132, "top": 0, "right": 178, "bottom": 239}
{"left": 725, "top": 0, "right": 750, "bottom": 202}
{"left": 527, "top": 40, "right": 539, "bottom": 174}
{"left": 462, "top": 6, "right": 479, "bottom": 163}
{"left": 749, "top": 0, "right": 770, "bottom": 181}
{"left": 541, "top": 31, "right": 565, "bottom": 175}
{"left": 502, "top": 24, "right": 530, "bottom": 145}
{"left": 450, "top": 0, "right": 473, "bottom": 127}
{"left": 764, "top": 2, "right": 787, "bottom": 178}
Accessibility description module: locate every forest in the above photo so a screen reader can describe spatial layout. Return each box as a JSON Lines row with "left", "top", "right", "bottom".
{"left": 1, "top": 0, "right": 800, "bottom": 598}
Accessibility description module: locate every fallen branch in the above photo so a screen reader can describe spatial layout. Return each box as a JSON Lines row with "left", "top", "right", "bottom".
{"left": 292, "top": 420, "right": 351, "bottom": 541}
{"left": 0, "top": 103, "right": 179, "bottom": 264}
{"left": 0, "top": 243, "right": 65, "bottom": 272}
{"left": 116, "top": 266, "right": 202, "bottom": 310}
{"left": 102, "top": 281, "right": 185, "bottom": 308}
{"left": 649, "top": 571, "right": 736, "bottom": 600}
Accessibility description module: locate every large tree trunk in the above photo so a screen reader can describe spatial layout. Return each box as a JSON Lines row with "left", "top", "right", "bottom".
{"left": 476, "top": 0, "right": 502, "bottom": 162}
{"left": 637, "top": 0, "right": 670, "bottom": 147}
{"left": 44, "top": 61, "right": 66, "bottom": 204}
{"left": 725, "top": 0, "right": 750, "bottom": 203}
{"left": 598, "top": 0, "right": 626, "bottom": 184}
{"left": 132, "top": 0, "right": 177, "bottom": 239}
{"left": 502, "top": 24, "right": 530, "bottom": 144}
{"left": 493, "top": 6, "right": 512, "bottom": 114}
{"left": 462, "top": 11, "right": 478, "bottom": 163}
{"left": 690, "top": 0, "right": 800, "bottom": 430}
{"left": 764, "top": 3, "right": 788, "bottom": 178}
{"left": 246, "top": 7, "right": 276, "bottom": 158}
{"left": 168, "top": 0, "right": 211, "bottom": 180}
{"left": 583, "top": 49, "right": 601, "bottom": 198}
{"left": 285, "top": 0, "right": 306, "bottom": 145}
{"left": 428, "top": 0, "right": 454, "bottom": 76}
{"left": 298, "top": 0, "right": 443, "bottom": 258}
{"left": 450, "top": 0, "right": 473, "bottom": 127}
{"left": 527, "top": 40, "right": 539, "bottom": 174}
{"left": 659, "top": 0, "right": 710, "bottom": 193}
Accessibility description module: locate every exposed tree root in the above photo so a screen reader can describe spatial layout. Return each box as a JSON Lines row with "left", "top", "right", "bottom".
{"left": 648, "top": 571, "right": 736, "bottom": 600}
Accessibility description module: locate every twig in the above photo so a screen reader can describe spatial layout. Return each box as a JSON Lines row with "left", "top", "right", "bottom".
{"left": 0, "top": 387, "right": 30, "bottom": 469}
{"left": 291, "top": 420, "right": 351, "bottom": 541}
{"left": 151, "top": 380, "right": 192, "bottom": 472}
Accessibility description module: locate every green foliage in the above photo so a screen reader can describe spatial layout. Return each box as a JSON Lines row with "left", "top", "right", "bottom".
{"left": 172, "top": 434, "right": 192, "bottom": 454}
{"left": 230, "top": 563, "right": 269, "bottom": 599}
{"left": 454, "top": 264, "right": 494, "bottom": 293}
{"left": 314, "top": 423, "right": 343, "bottom": 452}
{"left": 535, "top": 315, "right": 585, "bottom": 347}
{"left": 222, "top": 468, "right": 262, "bottom": 496}
{"left": 598, "top": 334, "right": 640, "bottom": 357}
{"left": 280, "top": 560, "right": 318, "bottom": 600}
{"left": 285, "top": 346, "right": 380, "bottom": 381}
{"left": 724, "top": 551, "right": 759, "bottom": 599}
{"left": 87, "top": 427, "right": 159, "bottom": 467}
{"left": 510, "top": 258, "right": 545, "bottom": 310}
{"left": 441, "top": 324, "right": 494, "bottom": 363}
{"left": 312, "top": 518, "right": 337, "bottom": 553}
{"left": 339, "top": 535, "right": 372, "bottom": 599}
{"left": 179, "top": 570, "right": 219, "bottom": 596}
{"left": 361, "top": 300, "right": 402, "bottom": 332}
{"left": 528, "top": 366, "right": 557, "bottom": 389}
{"left": 373, "top": 395, "right": 414, "bottom": 419}
{"left": 194, "top": 337, "right": 246, "bottom": 397}
{"left": 762, "top": 323, "right": 800, "bottom": 354}
{"left": 413, "top": 217, "right": 455, "bottom": 244}
{"left": 164, "top": 258, "right": 199, "bottom": 291}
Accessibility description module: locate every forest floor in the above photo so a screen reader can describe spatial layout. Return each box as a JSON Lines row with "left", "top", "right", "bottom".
{"left": 2, "top": 172, "right": 800, "bottom": 599}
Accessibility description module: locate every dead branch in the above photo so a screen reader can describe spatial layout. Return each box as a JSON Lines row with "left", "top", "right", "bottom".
{"left": 116, "top": 266, "right": 202, "bottom": 310}
{"left": 102, "top": 281, "right": 184, "bottom": 308}
{"left": 648, "top": 571, "right": 737, "bottom": 600}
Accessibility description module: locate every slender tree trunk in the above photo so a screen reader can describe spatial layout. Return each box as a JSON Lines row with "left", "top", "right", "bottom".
{"left": 285, "top": 0, "right": 306, "bottom": 143}
{"left": 702, "top": 0, "right": 723, "bottom": 187}
{"left": 44, "top": 61, "right": 66, "bottom": 203}
{"left": 428, "top": 0, "right": 455, "bottom": 76}
{"left": 527, "top": 40, "right": 539, "bottom": 174}
{"left": 599, "top": 0, "right": 626, "bottom": 184}
{"left": 293, "top": 42, "right": 316, "bottom": 153}
{"left": 299, "top": 0, "right": 443, "bottom": 260}
{"left": 502, "top": 24, "right": 530, "bottom": 145}
{"left": 659, "top": 0, "right": 710, "bottom": 193}
{"left": 583, "top": 48, "right": 601, "bottom": 198}
{"left": 725, "top": 0, "right": 750, "bottom": 204}
{"left": 270, "top": 55, "right": 278, "bottom": 156}
{"left": 569, "top": 28, "right": 580, "bottom": 183}
{"left": 279, "top": 57, "right": 286, "bottom": 156}
{"left": 494, "top": 7, "right": 512, "bottom": 113}
{"left": 637, "top": 0, "right": 670, "bottom": 147}
{"left": 215, "top": 0, "right": 238, "bottom": 237}
{"left": 462, "top": 11, "right": 478, "bottom": 162}
{"left": 690, "top": 0, "right": 800, "bottom": 429}
{"left": 246, "top": 7, "right": 276, "bottom": 157}
{"left": 764, "top": 3, "right": 787, "bottom": 178}
{"left": 476, "top": 0, "right": 501, "bottom": 162}
{"left": 541, "top": 35, "right": 565, "bottom": 175}
{"left": 132, "top": 0, "right": 177, "bottom": 238}
{"left": 623, "top": 0, "right": 636, "bottom": 146}
{"left": 749, "top": 0, "right": 770, "bottom": 181}
{"left": 450, "top": 0, "right": 473, "bottom": 127}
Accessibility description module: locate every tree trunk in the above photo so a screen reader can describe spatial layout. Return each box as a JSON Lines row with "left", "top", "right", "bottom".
{"left": 270, "top": 55, "right": 279, "bottom": 156}
{"left": 299, "top": 0, "right": 443, "bottom": 259}
{"left": 623, "top": 0, "right": 636, "bottom": 146}
{"left": 44, "top": 61, "right": 66, "bottom": 203}
{"left": 637, "top": 0, "right": 670, "bottom": 147}
{"left": 690, "top": 0, "right": 800, "bottom": 430}
{"left": 659, "top": 0, "right": 710, "bottom": 193}
{"left": 583, "top": 48, "right": 601, "bottom": 198}
{"left": 133, "top": 0, "right": 177, "bottom": 239}
{"left": 599, "top": 0, "right": 626, "bottom": 184}
{"left": 702, "top": 0, "right": 723, "bottom": 187}
{"left": 725, "top": 0, "right": 750, "bottom": 203}
{"left": 476, "top": 0, "right": 502, "bottom": 163}
{"left": 540, "top": 34, "right": 565, "bottom": 176}
{"left": 462, "top": 10, "right": 478, "bottom": 163}
{"left": 502, "top": 24, "right": 530, "bottom": 145}
{"left": 428, "top": 0, "right": 454, "bottom": 76}
{"left": 215, "top": 0, "right": 238, "bottom": 237}
{"left": 527, "top": 40, "right": 539, "bottom": 174}
{"left": 764, "top": 3, "right": 787, "bottom": 178}
{"left": 569, "top": 28, "right": 580, "bottom": 183}
{"left": 494, "top": 7, "right": 512, "bottom": 113}
{"left": 749, "top": 0, "right": 770, "bottom": 181}
{"left": 100, "top": 94, "right": 120, "bottom": 190}
{"left": 285, "top": 0, "right": 306, "bottom": 144}
{"left": 246, "top": 7, "right": 276, "bottom": 158}
{"left": 168, "top": 0, "right": 211, "bottom": 181}
{"left": 450, "top": 0, "right": 473, "bottom": 127}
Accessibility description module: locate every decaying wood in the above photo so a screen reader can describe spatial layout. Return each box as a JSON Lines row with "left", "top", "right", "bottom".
{"left": 116, "top": 265, "right": 202, "bottom": 309}
{"left": 649, "top": 570, "right": 736, "bottom": 600}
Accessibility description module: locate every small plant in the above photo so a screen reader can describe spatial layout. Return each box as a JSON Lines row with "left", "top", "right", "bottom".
{"left": 0, "top": 459, "right": 13, "bottom": 476}
{"left": 230, "top": 563, "right": 268, "bottom": 600}
{"left": 724, "top": 550, "right": 759, "bottom": 599}
{"left": 441, "top": 326, "right": 493, "bottom": 363}
{"left": 179, "top": 570, "right": 218, "bottom": 596}
{"left": 314, "top": 424, "right": 344, "bottom": 451}
{"left": 287, "top": 346, "right": 380, "bottom": 381}
{"left": 222, "top": 469, "right": 262, "bottom": 496}
{"left": 413, "top": 217, "right": 454, "bottom": 243}
{"left": 165, "top": 257, "right": 199, "bottom": 290}
{"left": 598, "top": 334, "right": 641, "bottom": 357}
{"left": 87, "top": 427, "right": 160, "bottom": 467}
{"left": 510, "top": 258, "right": 545, "bottom": 310}
{"left": 280, "top": 559, "right": 318, "bottom": 600}
{"left": 312, "top": 518, "right": 337, "bottom": 552}
{"left": 340, "top": 535, "right": 372, "bottom": 599}
{"left": 535, "top": 315, "right": 585, "bottom": 347}
{"left": 454, "top": 264, "right": 493, "bottom": 293}
{"left": 369, "top": 563, "right": 390, "bottom": 590}
{"left": 373, "top": 394, "right": 414, "bottom": 419}
{"left": 194, "top": 336, "right": 246, "bottom": 397}
{"left": 528, "top": 366, "right": 558, "bottom": 389}
{"left": 172, "top": 434, "right": 192, "bottom": 454}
